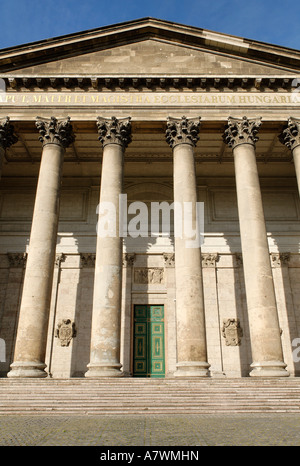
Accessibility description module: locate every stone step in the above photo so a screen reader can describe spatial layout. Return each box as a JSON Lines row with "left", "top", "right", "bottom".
{"left": 0, "top": 406, "right": 299, "bottom": 414}
{"left": 2, "top": 384, "right": 300, "bottom": 391}
{"left": 1, "top": 389, "right": 297, "bottom": 395}
{"left": 1, "top": 378, "right": 299, "bottom": 384}
{"left": 0, "top": 403, "right": 298, "bottom": 411}
{"left": 2, "top": 383, "right": 300, "bottom": 390}
{"left": 1, "top": 378, "right": 300, "bottom": 415}
{"left": 1, "top": 377, "right": 299, "bottom": 382}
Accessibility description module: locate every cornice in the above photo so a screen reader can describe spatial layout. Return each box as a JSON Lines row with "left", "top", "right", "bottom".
{"left": 1, "top": 76, "right": 297, "bottom": 92}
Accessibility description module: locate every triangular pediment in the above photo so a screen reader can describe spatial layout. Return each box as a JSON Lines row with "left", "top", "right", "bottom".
{"left": 2, "top": 38, "right": 297, "bottom": 77}
{"left": 0, "top": 18, "right": 299, "bottom": 77}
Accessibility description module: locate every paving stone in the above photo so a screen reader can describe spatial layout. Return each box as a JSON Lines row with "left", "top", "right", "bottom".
{"left": 1, "top": 414, "right": 300, "bottom": 446}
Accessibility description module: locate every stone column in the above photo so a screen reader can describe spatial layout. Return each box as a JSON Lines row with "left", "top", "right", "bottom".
{"left": 223, "top": 116, "right": 289, "bottom": 377}
{"left": 0, "top": 117, "right": 18, "bottom": 176}
{"left": 279, "top": 117, "right": 300, "bottom": 196}
{"left": 166, "top": 116, "right": 209, "bottom": 377}
{"left": 85, "top": 116, "right": 131, "bottom": 377}
{"left": 8, "top": 116, "right": 75, "bottom": 378}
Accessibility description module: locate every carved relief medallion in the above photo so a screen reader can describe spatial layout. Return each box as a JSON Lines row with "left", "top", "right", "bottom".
{"left": 222, "top": 318, "right": 243, "bottom": 346}
{"left": 55, "top": 319, "right": 76, "bottom": 347}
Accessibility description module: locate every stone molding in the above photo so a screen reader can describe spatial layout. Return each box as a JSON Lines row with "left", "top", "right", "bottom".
{"left": 270, "top": 252, "right": 291, "bottom": 267}
{"left": 279, "top": 117, "right": 300, "bottom": 151}
{"left": 202, "top": 253, "right": 219, "bottom": 267}
{"left": 55, "top": 253, "right": 66, "bottom": 267}
{"left": 165, "top": 116, "right": 201, "bottom": 148}
{"left": 0, "top": 116, "right": 18, "bottom": 149}
{"left": 122, "top": 253, "right": 136, "bottom": 267}
{"left": 235, "top": 253, "right": 243, "bottom": 267}
{"left": 36, "top": 116, "right": 75, "bottom": 148}
{"left": 163, "top": 252, "right": 175, "bottom": 267}
{"left": 80, "top": 253, "right": 96, "bottom": 268}
{"left": 96, "top": 116, "right": 132, "bottom": 149}
{"left": 223, "top": 115, "right": 261, "bottom": 149}
{"left": 7, "top": 252, "right": 27, "bottom": 268}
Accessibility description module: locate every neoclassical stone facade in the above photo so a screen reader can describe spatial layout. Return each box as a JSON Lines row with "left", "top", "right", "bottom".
{"left": 0, "top": 18, "right": 299, "bottom": 379}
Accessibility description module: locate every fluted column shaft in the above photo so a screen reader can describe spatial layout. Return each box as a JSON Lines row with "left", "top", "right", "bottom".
{"left": 279, "top": 117, "right": 300, "bottom": 196}
{"left": 166, "top": 116, "right": 209, "bottom": 377}
{"left": 224, "top": 116, "right": 288, "bottom": 377}
{"left": 86, "top": 116, "right": 131, "bottom": 377}
{"left": 8, "top": 116, "right": 75, "bottom": 378}
{"left": 0, "top": 117, "right": 18, "bottom": 176}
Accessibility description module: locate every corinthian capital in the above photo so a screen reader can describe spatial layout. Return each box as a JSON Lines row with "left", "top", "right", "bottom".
{"left": 96, "top": 116, "right": 132, "bottom": 149}
{"left": 279, "top": 117, "right": 300, "bottom": 151}
{"left": 166, "top": 116, "right": 201, "bottom": 148}
{"left": 0, "top": 117, "right": 18, "bottom": 149}
{"left": 36, "top": 116, "right": 75, "bottom": 148}
{"left": 223, "top": 116, "right": 261, "bottom": 149}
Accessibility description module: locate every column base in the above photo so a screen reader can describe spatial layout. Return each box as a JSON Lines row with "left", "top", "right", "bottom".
{"left": 7, "top": 361, "right": 48, "bottom": 378}
{"left": 85, "top": 362, "right": 123, "bottom": 378}
{"left": 174, "top": 361, "right": 210, "bottom": 377}
{"left": 249, "top": 361, "right": 290, "bottom": 377}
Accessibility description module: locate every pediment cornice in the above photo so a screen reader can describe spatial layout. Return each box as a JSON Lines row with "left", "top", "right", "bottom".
{"left": 0, "top": 18, "right": 299, "bottom": 73}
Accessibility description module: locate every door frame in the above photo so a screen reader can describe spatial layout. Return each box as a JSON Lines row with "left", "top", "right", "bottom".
{"left": 131, "top": 303, "right": 166, "bottom": 377}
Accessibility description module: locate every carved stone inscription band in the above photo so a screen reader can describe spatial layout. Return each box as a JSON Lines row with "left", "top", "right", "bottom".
{"left": 166, "top": 116, "right": 209, "bottom": 377}
{"left": 85, "top": 116, "right": 131, "bottom": 377}
{"left": 223, "top": 116, "right": 288, "bottom": 377}
{"left": 8, "top": 116, "right": 75, "bottom": 378}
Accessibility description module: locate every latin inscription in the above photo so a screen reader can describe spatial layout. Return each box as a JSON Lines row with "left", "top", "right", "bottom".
{"left": 0, "top": 92, "right": 299, "bottom": 106}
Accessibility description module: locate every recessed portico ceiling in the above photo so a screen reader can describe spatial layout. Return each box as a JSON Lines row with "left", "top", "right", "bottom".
{"left": 3, "top": 120, "right": 291, "bottom": 164}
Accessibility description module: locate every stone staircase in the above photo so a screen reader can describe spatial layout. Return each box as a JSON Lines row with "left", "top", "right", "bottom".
{"left": 0, "top": 377, "right": 300, "bottom": 415}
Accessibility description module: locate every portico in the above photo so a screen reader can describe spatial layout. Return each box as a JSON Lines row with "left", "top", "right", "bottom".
{"left": 0, "top": 18, "right": 299, "bottom": 379}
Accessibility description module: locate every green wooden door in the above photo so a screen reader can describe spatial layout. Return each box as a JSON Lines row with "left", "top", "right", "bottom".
{"left": 133, "top": 305, "right": 165, "bottom": 378}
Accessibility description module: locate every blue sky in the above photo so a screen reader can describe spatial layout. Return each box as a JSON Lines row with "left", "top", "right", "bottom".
{"left": 0, "top": 0, "right": 299, "bottom": 50}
